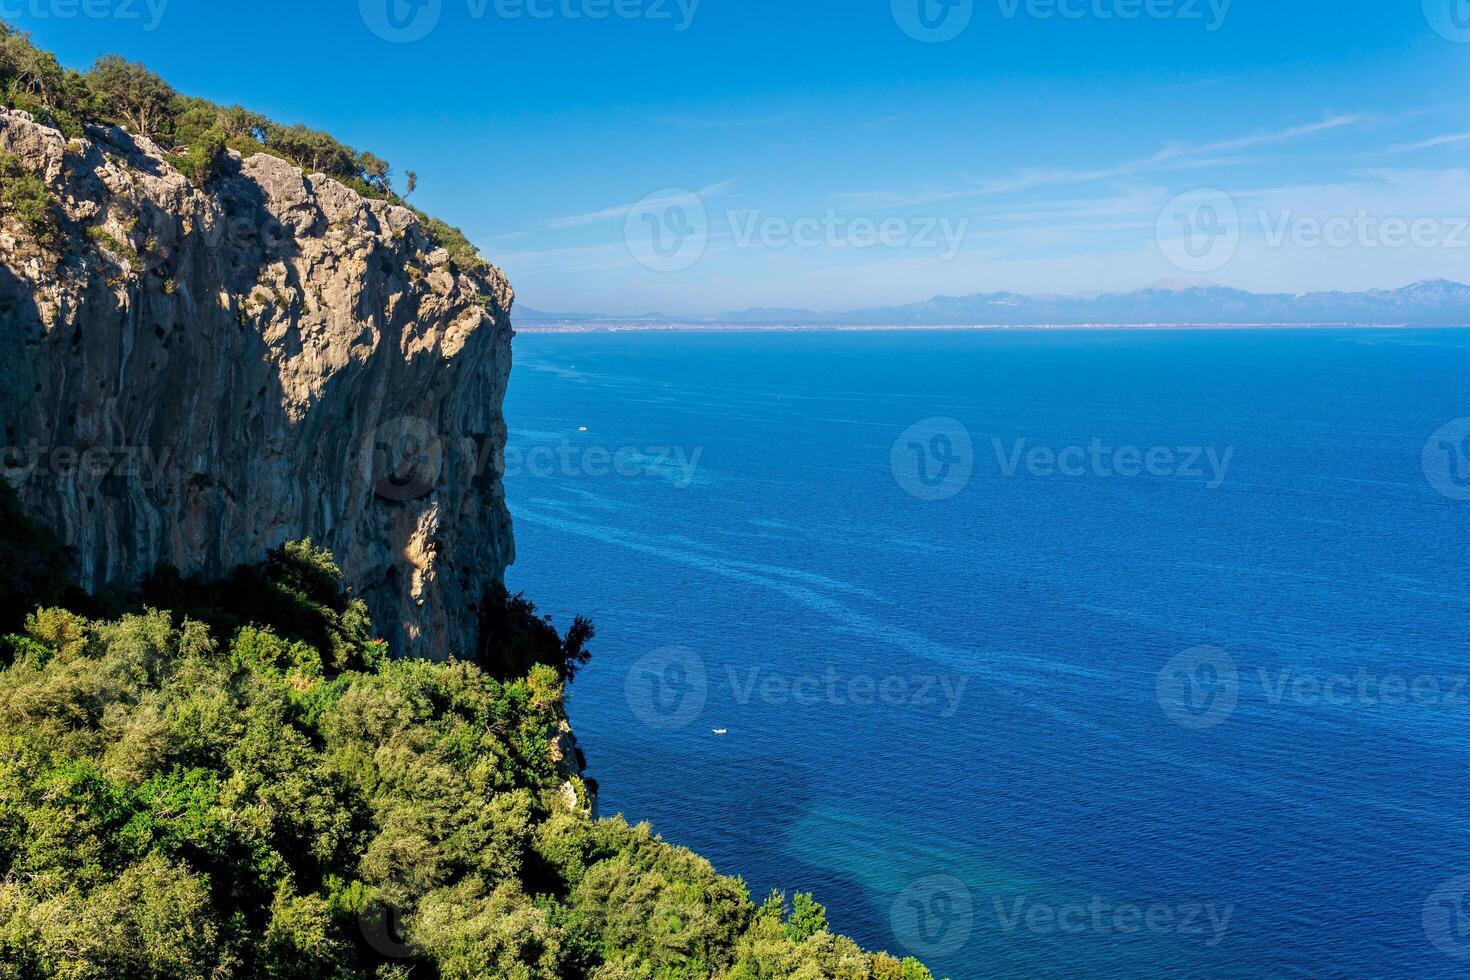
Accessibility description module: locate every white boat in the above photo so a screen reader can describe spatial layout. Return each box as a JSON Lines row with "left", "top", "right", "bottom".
{"left": 712, "top": 728, "right": 729, "bottom": 735}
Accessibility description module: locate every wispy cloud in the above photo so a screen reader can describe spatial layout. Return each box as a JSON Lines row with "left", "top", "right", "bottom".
{"left": 544, "top": 180, "right": 737, "bottom": 229}
{"left": 1387, "top": 132, "right": 1470, "bottom": 154}
{"left": 1149, "top": 114, "right": 1366, "bottom": 162}
{"left": 833, "top": 114, "right": 1369, "bottom": 209}
{"left": 860, "top": 114, "right": 907, "bottom": 132}
{"left": 653, "top": 112, "right": 797, "bottom": 129}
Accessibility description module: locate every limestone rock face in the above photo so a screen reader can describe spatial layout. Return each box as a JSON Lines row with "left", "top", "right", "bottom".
{"left": 0, "top": 108, "right": 515, "bottom": 660}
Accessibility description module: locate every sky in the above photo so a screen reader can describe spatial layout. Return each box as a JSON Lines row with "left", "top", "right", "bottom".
{"left": 12, "top": 0, "right": 1470, "bottom": 313}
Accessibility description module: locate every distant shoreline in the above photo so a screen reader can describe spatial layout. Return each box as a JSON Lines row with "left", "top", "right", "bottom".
{"left": 513, "top": 320, "right": 1467, "bottom": 334}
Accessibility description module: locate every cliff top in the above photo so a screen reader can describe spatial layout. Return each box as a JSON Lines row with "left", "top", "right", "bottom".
{"left": 0, "top": 18, "right": 489, "bottom": 277}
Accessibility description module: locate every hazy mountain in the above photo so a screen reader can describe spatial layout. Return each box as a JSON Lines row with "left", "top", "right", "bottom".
{"left": 518, "top": 280, "right": 1470, "bottom": 328}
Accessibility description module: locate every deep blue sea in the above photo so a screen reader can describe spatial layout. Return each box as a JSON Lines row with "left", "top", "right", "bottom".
{"left": 502, "top": 328, "right": 1470, "bottom": 979}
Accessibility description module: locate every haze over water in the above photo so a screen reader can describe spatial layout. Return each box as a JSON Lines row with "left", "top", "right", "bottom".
{"left": 505, "top": 328, "right": 1470, "bottom": 978}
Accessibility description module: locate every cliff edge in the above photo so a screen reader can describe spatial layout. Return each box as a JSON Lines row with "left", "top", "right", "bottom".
{"left": 0, "top": 107, "right": 515, "bottom": 660}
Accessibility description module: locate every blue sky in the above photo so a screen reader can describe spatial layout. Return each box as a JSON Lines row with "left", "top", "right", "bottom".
{"left": 15, "top": 0, "right": 1470, "bottom": 313}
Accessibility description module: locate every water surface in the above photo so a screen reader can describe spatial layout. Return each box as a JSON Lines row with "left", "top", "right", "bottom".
{"left": 504, "top": 328, "right": 1470, "bottom": 978}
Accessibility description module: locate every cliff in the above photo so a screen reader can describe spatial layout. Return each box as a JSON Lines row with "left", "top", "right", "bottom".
{"left": 0, "top": 106, "right": 514, "bottom": 660}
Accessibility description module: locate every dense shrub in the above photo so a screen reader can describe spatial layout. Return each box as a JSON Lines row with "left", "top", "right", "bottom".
{"left": 477, "top": 581, "right": 595, "bottom": 684}
{"left": 0, "top": 496, "right": 940, "bottom": 979}
{"left": 0, "top": 150, "right": 58, "bottom": 245}
{"left": 166, "top": 126, "right": 227, "bottom": 187}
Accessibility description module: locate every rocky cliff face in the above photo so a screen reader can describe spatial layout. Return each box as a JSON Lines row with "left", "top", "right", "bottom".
{"left": 0, "top": 107, "right": 515, "bottom": 660}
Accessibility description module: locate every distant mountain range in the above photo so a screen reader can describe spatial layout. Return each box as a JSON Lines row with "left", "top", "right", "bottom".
{"left": 516, "top": 280, "right": 1470, "bottom": 329}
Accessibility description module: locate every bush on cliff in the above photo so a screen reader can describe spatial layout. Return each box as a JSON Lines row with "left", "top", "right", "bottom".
{"left": 0, "top": 150, "right": 58, "bottom": 246}
{"left": 0, "top": 496, "right": 937, "bottom": 979}
{"left": 477, "top": 581, "right": 595, "bottom": 684}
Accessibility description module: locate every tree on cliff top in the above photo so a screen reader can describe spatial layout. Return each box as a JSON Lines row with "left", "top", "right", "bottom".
{"left": 477, "top": 582, "right": 594, "bottom": 684}
{"left": 0, "top": 20, "right": 486, "bottom": 268}
{"left": 86, "top": 54, "right": 176, "bottom": 140}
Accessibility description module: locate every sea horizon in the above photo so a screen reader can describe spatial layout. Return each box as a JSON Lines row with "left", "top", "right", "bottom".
{"left": 516, "top": 320, "right": 1470, "bottom": 333}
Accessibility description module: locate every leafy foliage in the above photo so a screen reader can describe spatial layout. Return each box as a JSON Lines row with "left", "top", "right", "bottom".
{"left": 0, "top": 20, "right": 484, "bottom": 267}
{"left": 477, "top": 581, "right": 595, "bottom": 684}
{"left": 85, "top": 54, "right": 176, "bottom": 140}
{"left": 0, "top": 498, "right": 939, "bottom": 979}
{"left": 165, "top": 126, "right": 226, "bottom": 187}
{"left": 0, "top": 150, "right": 58, "bottom": 245}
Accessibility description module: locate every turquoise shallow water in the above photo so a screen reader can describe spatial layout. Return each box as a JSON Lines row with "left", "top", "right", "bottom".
{"left": 503, "top": 328, "right": 1470, "bottom": 979}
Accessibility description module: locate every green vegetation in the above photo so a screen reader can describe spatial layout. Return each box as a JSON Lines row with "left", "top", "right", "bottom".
{"left": 0, "top": 150, "right": 57, "bottom": 245}
{"left": 0, "top": 484, "right": 937, "bottom": 978}
{"left": 0, "top": 20, "right": 484, "bottom": 269}
{"left": 477, "top": 582, "right": 595, "bottom": 685}
{"left": 84, "top": 224, "right": 140, "bottom": 266}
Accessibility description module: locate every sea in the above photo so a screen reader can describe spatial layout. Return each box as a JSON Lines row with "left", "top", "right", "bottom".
{"left": 502, "top": 327, "right": 1470, "bottom": 979}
